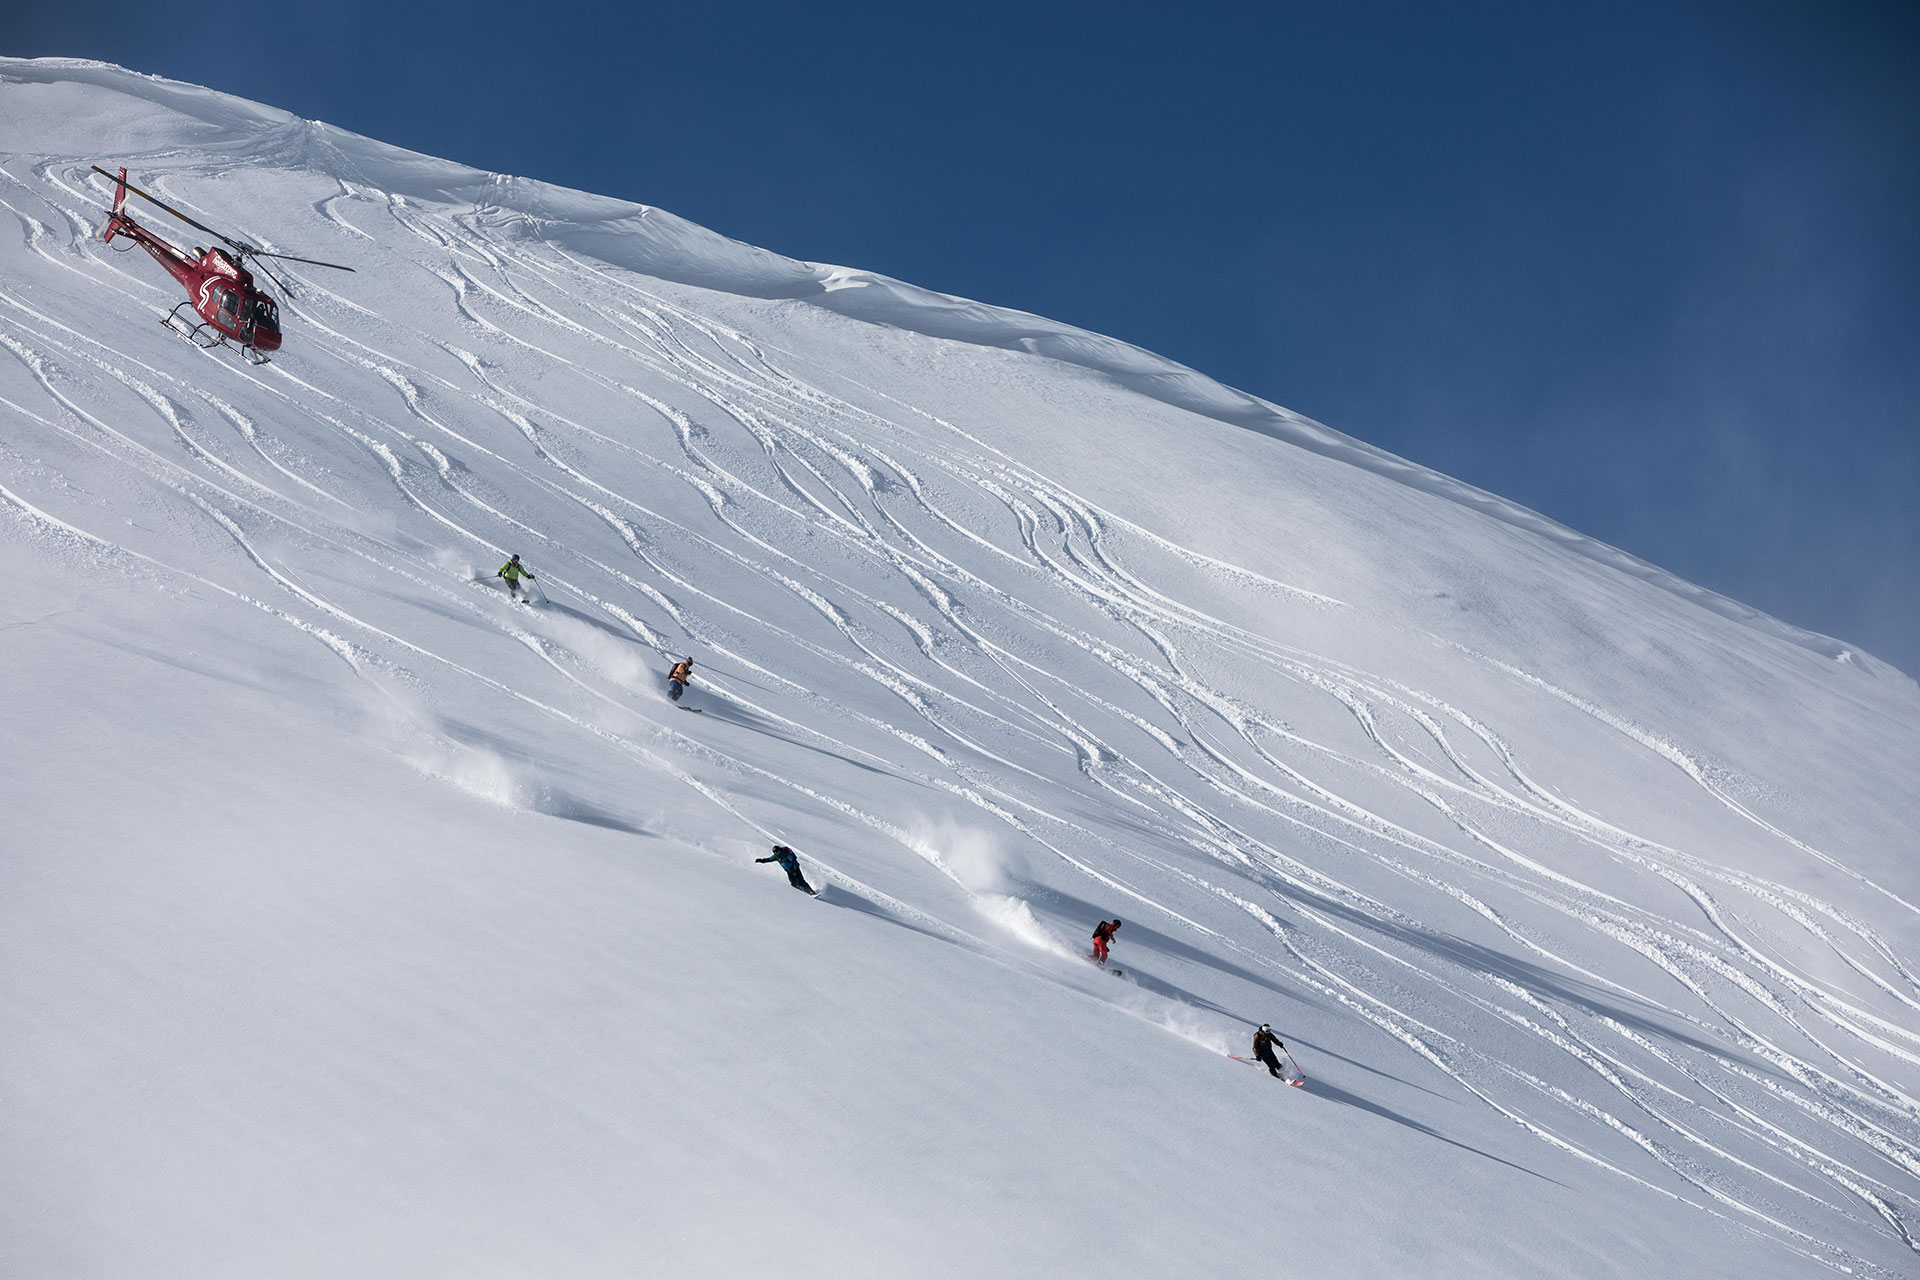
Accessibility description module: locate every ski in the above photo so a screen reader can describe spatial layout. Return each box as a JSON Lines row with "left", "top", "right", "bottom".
{"left": 1228, "top": 1054, "right": 1306, "bottom": 1086}
{"left": 476, "top": 578, "right": 535, "bottom": 607}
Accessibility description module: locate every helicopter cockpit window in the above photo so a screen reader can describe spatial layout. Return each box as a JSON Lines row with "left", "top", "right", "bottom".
{"left": 217, "top": 289, "right": 241, "bottom": 321}
{"left": 252, "top": 298, "right": 278, "bottom": 330}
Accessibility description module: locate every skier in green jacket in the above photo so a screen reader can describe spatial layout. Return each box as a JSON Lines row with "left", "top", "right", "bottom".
{"left": 498, "top": 554, "right": 535, "bottom": 601}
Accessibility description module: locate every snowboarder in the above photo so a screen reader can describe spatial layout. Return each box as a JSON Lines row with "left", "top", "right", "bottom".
{"left": 498, "top": 554, "right": 535, "bottom": 601}
{"left": 667, "top": 657, "right": 694, "bottom": 702}
{"left": 757, "top": 844, "right": 817, "bottom": 896}
{"left": 1253, "top": 1024, "right": 1288, "bottom": 1079}
{"left": 1092, "top": 918, "right": 1121, "bottom": 966}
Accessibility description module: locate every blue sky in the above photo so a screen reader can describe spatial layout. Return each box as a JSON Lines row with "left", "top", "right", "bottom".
{"left": 8, "top": 1, "right": 1916, "bottom": 674}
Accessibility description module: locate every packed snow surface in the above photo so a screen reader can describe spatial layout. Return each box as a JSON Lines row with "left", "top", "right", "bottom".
{"left": 3, "top": 58, "right": 1918, "bottom": 1279}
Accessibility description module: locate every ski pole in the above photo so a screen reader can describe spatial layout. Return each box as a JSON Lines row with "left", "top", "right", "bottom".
{"left": 691, "top": 662, "right": 781, "bottom": 694}
{"left": 530, "top": 573, "right": 596, "bottom": 607}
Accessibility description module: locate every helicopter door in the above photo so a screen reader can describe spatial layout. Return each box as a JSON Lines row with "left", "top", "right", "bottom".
{"left": 209, "top": 289, "right": 241, "bottom": 335}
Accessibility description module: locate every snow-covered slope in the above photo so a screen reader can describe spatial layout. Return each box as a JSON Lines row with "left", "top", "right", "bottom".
{"left": 3, "top": 58, "right": 1916, "bottom": 1279}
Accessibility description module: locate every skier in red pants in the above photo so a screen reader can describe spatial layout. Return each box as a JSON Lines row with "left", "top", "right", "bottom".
{"left": 1091, "top": 918, "right": 1121, "bottom": 965}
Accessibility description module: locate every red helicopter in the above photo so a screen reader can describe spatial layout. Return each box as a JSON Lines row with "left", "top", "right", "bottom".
{"left": 93, "top": 165, "right": 353, "bottom": 364}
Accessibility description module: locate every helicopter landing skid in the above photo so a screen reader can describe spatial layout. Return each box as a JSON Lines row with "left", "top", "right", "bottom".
{"left": 162, "top": 303, "right": 271, "bottom": 365}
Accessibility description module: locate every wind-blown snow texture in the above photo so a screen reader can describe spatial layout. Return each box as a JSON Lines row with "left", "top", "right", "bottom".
{"left": 3, "top": 58, "right": 1917, "bottom": 1279}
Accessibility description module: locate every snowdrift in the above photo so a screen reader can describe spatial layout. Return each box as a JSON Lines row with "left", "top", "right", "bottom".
{"left": 3, "top": 57, "right": 1917, "bottom": 1279}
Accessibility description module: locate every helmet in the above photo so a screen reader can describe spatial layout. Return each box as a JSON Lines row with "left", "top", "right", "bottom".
{"left": 509, "top": 554, "right": 521, "bottom": 561}
{"left": 1111, "top": 919, "right": 1121, "bottom": 927}
{"left": 1260, "top": 1023, "right": 1271, "bottom": 1031}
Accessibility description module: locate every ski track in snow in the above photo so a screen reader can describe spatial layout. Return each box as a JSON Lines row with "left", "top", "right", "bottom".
{"left": 2, "top": 150, "right": 1916, "bottom": 1276}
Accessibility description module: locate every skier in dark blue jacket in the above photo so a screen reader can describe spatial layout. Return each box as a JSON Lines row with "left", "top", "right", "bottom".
{"left": 757, "top": 844, "right": 817, "bottom": 896}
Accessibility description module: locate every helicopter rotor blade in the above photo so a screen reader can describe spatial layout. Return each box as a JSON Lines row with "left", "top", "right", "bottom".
{"left": 245, "top": 250, "right": 356, "bottom": 273}
{"left": 91, "top": 165, "right": 355, "bottom": 278}
{"left": 90, "top": 165, "right": 240, "bottom": 251}
{"left": 249, "top": 255, "right": 296, "bottom": 300}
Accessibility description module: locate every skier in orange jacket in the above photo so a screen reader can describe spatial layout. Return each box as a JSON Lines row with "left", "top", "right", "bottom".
{"left": 1092, "top": 918, "right": 1121, "bottom": 965}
